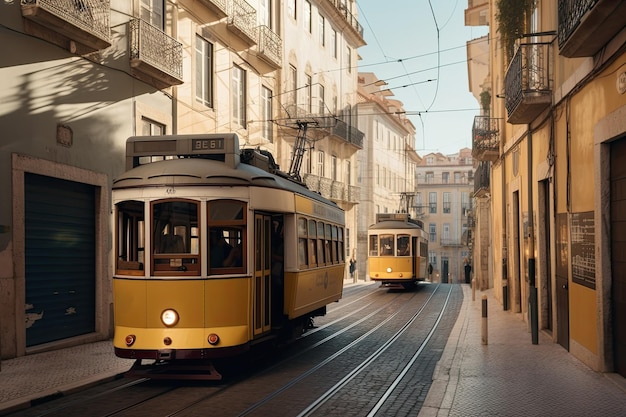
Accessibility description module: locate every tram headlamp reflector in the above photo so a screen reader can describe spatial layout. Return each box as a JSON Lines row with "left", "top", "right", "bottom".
{"left": 386, "top": 267, "right": 392, "bottom": 273}
{"left": 161, "top": 309, "right": 179, "bottom": 327}
{"left": 125, "top": 335, "right": 136, "bottom": 347}
{"left": 208, "top": 333, "right": 220, "bottom": 345}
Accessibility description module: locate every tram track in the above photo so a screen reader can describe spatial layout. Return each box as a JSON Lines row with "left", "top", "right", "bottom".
{"left": 7, "top": 283, "right": 462, "bottom": 417}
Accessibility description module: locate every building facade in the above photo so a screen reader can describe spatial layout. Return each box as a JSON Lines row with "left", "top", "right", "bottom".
{"left": 0, "top": 0, "right": 364, "bottom": 360}
{"left": 415, "top": 150, "right": 474, "bottom": 284}
{"left": 355, "top": 72, "right": 420, "bottom": 281}
{"left": 466, "top": 0, "right": 626, "bottom": 376}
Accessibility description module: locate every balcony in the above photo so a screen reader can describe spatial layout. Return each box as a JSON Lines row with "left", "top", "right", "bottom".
{"left": 329, "top": 119, "right": 364, "bottom": 149}
{"left": 472, "top": 116, "right": 500, "bottom": 161}
{"left": 440, "top": 238, "right": 464, "bottom": 247}
{"left": 129, "top": 19, "right": 183, "bottom": 89}
{"left": 198, "top": 0, "right": 228, "bottom": 18}
{"left": 303, "top": 175, "right": 333, "bottom": 200}
{"left": 227, "top": 0, "right": 258, "bottom": 46}
{"left": 21, "top": 0, "right": 111, "bottom": 53}
{"left": 256, "top": 25, "right": 282, "bottom": 68}
{"left": 504, "top": 42, "right": 552, "bottom": 124}
{"left": 318, "top": 0, "right": 365, "bottom": 47}
{"left": 473, "top": 161, "right": 490, "bottom": 198}
{"left": 558, "top": 0, "right": 626, "bottom": 58}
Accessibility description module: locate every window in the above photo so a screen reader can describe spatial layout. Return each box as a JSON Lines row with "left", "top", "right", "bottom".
{"left": 308, "top": 219, "right": 317, "bottom": 266}
{"left": 141, "top": 117, "right": 164, "bottom": 136}
{"left": 318, "top": 13, "right": 325, "bottom": 46}
{"left": 318, "top": 84, "right": 325, "bottom": 115}
{"left": 454, "top": 171, "right": 462, "bottom": 183}
{"left": 287, "top": 0, "right": 296, "bottom": 19}
{"left": 317, "top": 151, "right": 325, "bottom": 177}
{"left": 140, "top": 0, "right": 163, "bottom": 29}
{"left": 429, "top": 223, "right": 437, "bottom": 242}
{"left": 298, "top": 217, "right": 308, "bottom": 267}
{"left": 346, "top": 46, "right": 352, "bottom": 73}
{"left": 443, "top": 192, "right": 451, "bottom": 214}
{"left": 262, "top": 86, "right": 273, "bottom": 141}
{"left": 425, "top": 172, "right": 434, "bottom": 183}
{"left": 331, "top": 155, "right": 338, "bottom": 181}
{"left": 208, "top": 200, "right": 246, "bottom": 273}
{"left": 379, "top": 234, "right": 394, "bottom": 256}
{"left": 369, "top": 234, "right": 378, "bottom": 256}
{"left": 259, "top": 0, "right": 271, "bottom": 27}
{"left": 232, "top": 65, "right": 246, "bottom": 128}
{"left": 442, "top": 172, "right": 449, "bottom": 184}
{"left": 115, "top": 200, "right": 145, "bottom": 274}
{"left": 305, "top": 74, "right": 312, "bottom": 113}
{"left": 397, "top": 234, "right": 410, "bottom": 256}
{"left": 304, "top": 1, "right": 312, "bottom": 33}
{"left": 289, "top": 65, "right": 297, "bottom": 107}
{"left": 345, "top": 160, "right": 351, "bottom": 185}
{"left": 152, "top": 200, "right": 200, "bottom": 275}
{"left": 331, "top": 28, "right": 337, "bottom": 58}
{"left": 195, "top": 35, "right": 213, "bottom": 107}
{"left": 429, "top": 192, "right": 437, "bottom": 213}
{"left": 442, "top": 223, "right": 450, "bottom": 244}
{"left": 415, "top": 192, "right": 423, "bottom": 214}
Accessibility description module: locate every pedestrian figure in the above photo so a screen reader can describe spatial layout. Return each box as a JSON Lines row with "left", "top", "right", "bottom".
{"left": 349, "top": 256, "right": 356, "bottom": 279}
{"left": 428, "top": 263, "right": 433, "bottom": 280}
{"left": 464, "top": 259, "right": 472, "bottom": 284}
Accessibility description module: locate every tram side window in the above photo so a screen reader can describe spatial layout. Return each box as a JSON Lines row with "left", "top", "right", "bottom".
{"left": 317, "top": 221, "right": 326, "bottom": 265}
{"left": 298, "top": 217, "right": 308, "bottom": 267}
{"left": 331, "top": 225, "right": 338, "bottom": 263}
{"left": 116, "top": 200, "right": 145, "bottom": 273}
{"left": 397, "top": 234, "right": 410, "bottom": 256}
{"left": 380, "top": 234, "right": 394, "bottom": 256}
{"left": 308, "top": 219, "right": 318, "bottom": 266}
{"left": 369, "top": 234, "right": 378, "bottom": 256}
{"left": 152, "top": 200, "right": 200, "bottom": 275}
{"left": 325, "top": 224, "right": 332, "bottom": 263}
{"left": 338, "top": 227, "right": 344, "bottom": 262}
{"left": 208, "top": 200, "right": 246, "bottom": 273}
{"left": 420, "top": 241, "right": 428, "bottom": 257}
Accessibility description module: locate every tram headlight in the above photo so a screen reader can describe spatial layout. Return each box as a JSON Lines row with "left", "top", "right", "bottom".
{"left": 386, "top": 267, "right": 393, "bottom": 273}
{"left": 161, "top": 309, "right": 179, "bottom": 327}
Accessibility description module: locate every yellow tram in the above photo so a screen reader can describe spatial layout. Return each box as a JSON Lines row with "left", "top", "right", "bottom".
{"left": 367, "top": 213, "right": 429, "bottom": 289}
{"left": 112, "top": 134, "right": 345, "bottom": 377}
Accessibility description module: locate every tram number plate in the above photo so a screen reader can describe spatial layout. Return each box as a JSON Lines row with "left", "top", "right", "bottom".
{"left": 192, "top": 138, "right": 224, "bottom": 151}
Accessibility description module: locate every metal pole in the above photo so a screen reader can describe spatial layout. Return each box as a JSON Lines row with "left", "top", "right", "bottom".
{"left": 482, "top": 295, "right": 488, "bottom": 345}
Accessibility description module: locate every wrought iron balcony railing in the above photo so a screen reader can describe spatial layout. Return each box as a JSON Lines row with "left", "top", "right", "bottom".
{"left": 558, "top": 0, "right": 626, "bottom": 58}
{"left": 198, "top": 0, "right": 227, "bottom": 18}
{"left": 472, "top": 116, "right": 500, "bottom": 161}
{"left": 473, "top": 161, "right": 490, "bottom": 197}
{"left": 129, "top": 19, "right": 183, "bottom": 88}
{"left": 257, "top": 25, "right": 282, "bottom": 68}
{"left": 21, "top": 0, "right": 111, "bottom": 52}
{"left": 504, "top": 42, "right": 552, "bottom": 124}
{"left": 330, "top": 119, "right": 364, "bottom": 149}
{"left": 227, "top": 0, "right": 258, "bottom": 45}
{"left": 322, "top": 0, "right": 364, "bottom": 43}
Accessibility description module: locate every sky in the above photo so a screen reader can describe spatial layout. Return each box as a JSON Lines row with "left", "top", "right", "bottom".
{"left": 356, "top": 0, "right": 489, "bottom": 156}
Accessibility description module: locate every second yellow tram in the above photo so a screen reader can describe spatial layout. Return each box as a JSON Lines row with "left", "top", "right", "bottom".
{"left": 367, "top": 213, "right": 429, "bottom": 289}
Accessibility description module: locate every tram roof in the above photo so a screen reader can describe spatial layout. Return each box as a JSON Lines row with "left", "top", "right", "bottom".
{"left": 113, "top": 155, "right": 339, "bottom": 208}
{"left": 368, "top": 220, "right": 423, "bottom": 231}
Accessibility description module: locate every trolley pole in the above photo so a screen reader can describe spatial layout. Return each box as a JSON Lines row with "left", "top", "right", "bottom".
{"left": 482, "top": 295, "right": 488, "bottom": 345}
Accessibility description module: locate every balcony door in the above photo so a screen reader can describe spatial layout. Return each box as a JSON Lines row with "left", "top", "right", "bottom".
{"left": 140, "top": 0, "right": 163, "bottom": 29}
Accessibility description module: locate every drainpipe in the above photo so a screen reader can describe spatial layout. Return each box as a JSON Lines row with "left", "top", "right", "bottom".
{"left": 528, "top": 131, "right": 538, "bottom": 344}
{"left": 502, "top": 148, "right": 509, "bottom": 311}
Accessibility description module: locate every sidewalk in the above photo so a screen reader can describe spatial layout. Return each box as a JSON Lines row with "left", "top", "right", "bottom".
{"left": 0, "top": 342, "right": 133, "bottom": 415}
{"left": 1, "top": 283, "right": 625, "bottom": 416}
{"left": 420, "top": 284, "right": 626, "bottom": 417}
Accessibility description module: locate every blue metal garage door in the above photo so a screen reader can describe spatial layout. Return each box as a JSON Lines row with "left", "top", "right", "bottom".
{"left": 25, "top": 173, "right": 96, "bottom": 347}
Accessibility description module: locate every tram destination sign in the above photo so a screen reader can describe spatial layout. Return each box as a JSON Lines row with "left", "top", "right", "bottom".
{"left": 192, "top": 137, "right": 225, "bottom": 152}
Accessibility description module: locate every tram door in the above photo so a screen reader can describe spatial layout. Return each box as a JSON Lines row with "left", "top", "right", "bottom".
{"left": 253, "top": 214, "right": 272, "bottom": 335}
